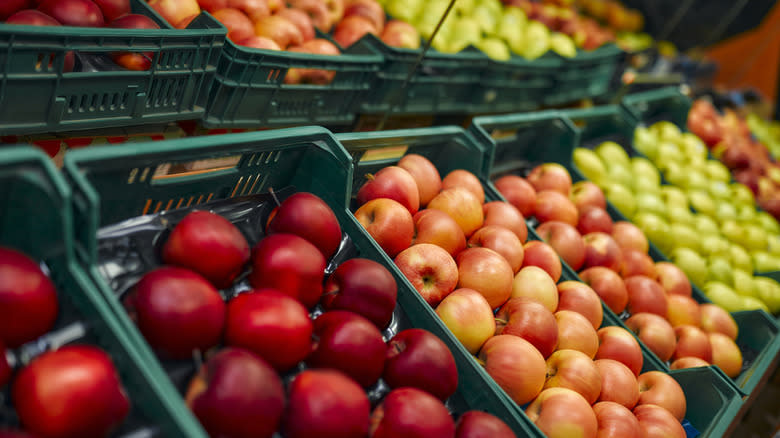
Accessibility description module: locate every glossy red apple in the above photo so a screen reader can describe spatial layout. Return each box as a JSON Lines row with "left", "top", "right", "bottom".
{"left": 624, "top": 275, "right": 668, "bottom": 317}
{"left": 636, "top": 371, "right": 687, "bottom": 421}
{"left": 611, "top": 221, "right": 649, "bottom": 254}
{"left": 482, "top": 201, "right": 528, "bottom": 243}
{"left": 596, "top": 326, "right": 644, "bottom": 377}
{"left": 267, "top": 192, "right": 342, "bottom": 259}
{"left": 592, "top": 401, "right": 641, "bottom": 438}
{"left": 383, "top": 328, "right": 458, "bottom": 401}
{"left": 454, "top": 410, "right": 516, "bottom": 438}
{"left": 92, "top": 0, "right": 129, "bottom": 21}
{"left": 555, "top": 310, "right": 599, "bottom": 358}
{"left": 535, "top": 220, "right": 585, "bottom": 271}
{"left": 38, "top": 0, "right": 105, "bottom": 27}
{"left": 494, "top": 175, "right": 537, "bottom": 217}
{"left": 625, "top": 313, "right": 677, "bottom": 362}
{"left": 521, "top": 240, "right": 563, "bottom": 282}
{"left": 527, "top": 163, "right": 572, "bottom": 195}
{"left": 6, "top": 9, "right": 60, "bottom": 26}
{"left": 479, "top": 335, "right": 546, "bottom": 405}
{"left": 570, "top": 180, "right": 607, "bottom": 211}
{"left": 370, "top": 387, "right": 455, "bottom": 438}
{"left": 357, "top": 166, "right": 420, "bottom": 215}
{"left": 556, "top": 281, "right": 604, "bottom": 329}
{"left": 397, "top": 153, "right": 442, "bottom": 207}
{"left": 468, "top": 225, "right": 524, "bottom": 273}
{"left": 456, "top": 247, "right": 514, "bottom": 309}
{"left": 544, "top": 349, "right": 602, "bottom": 404}
{"left": 412, "top": 209, "right": 466, "bottom": 256}
{"left": 633, "top": 404, "right": 686, "bottom": 438}
{"left": 654, "top": 262, "right": 692, "bottom": 297}
{"left": 579, "top": 266, "right": 628, "bottom": 314}
{"left": 442, "top": 169, "right": 485, "bottom": 204}
{"left": 577, "top": 206, "right": 614, "bottom": 235}
{"left": 355, "top": 198, "right": 414, "bottom": 258}
{"left": 428, "top": 187, "right": 484, "bottom": 237}
{"left": 321, "top": 258, "right": 397, "bottom": 329}
{"left": 534, "top": 190, "right": 579, "bottom": 226}
{"left": 495, "top": 297, "right": 559, "bottom": 358}
{"left": 525, "top": 388, "right": 598, "bottom": 438}
{"left": 394, "top": 243, "right": 458, "bottom": 306}
{"left": 0, "top": 0, "right": 31, "bottom": 20}
{"left": 595, "top": 359, "right": 639, "bottom": 409}
{"left": 620, "top": 249, "right": 656, "bottom": 279}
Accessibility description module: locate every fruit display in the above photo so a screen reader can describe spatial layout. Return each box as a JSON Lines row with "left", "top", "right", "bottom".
{"left": 747, "top": 113, "right": 780, "bottom": 159}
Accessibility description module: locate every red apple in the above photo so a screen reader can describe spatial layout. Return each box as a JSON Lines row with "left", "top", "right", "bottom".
{"left": 0, "top": 429, "right": 37, "bottom": 438}
{"left": 370, "top": 387, "right": 455, "bottom": 438}
{"left": 225, "top": 289, "right": 312, "bottom": 372}
{"left": 496, "top": 297, "right": 558, "bottom": 358}
{"left": 670, "top": 356, "right": 710, "bottom": 370}
{"left": 380, "top": 19, "right": 421, "bottom": 49}
{"left": 397, "top": 153, "right": 442, "bottom": 207}
{"left": 125, "top": 267, "right": 225, "bottom": 359}
{"left": 636, "top": 371, "right": 687, "bottom": 421}
{"left": 38, "top": 0, "right": 104, "bottom": 27}
{"left": 0, "top": 341, "right": 9, "bottom": 388}
{"left": 197, "top": 0, "right": 227, "bottom": 12}
{"left": 595, "top": 326, "right": 644, "bottom": 377}
{"left": 287, "top": 0, "right": 330, "bottom": 31}
{"left": 383, "top": 328, "right": 458, "bottom": 401}
{"left": 249, "top": 233, "right": 326, "bottom": 308}
{"left": 666, "top": 294, "right": 701, "bottom": 328}
{"left": 672, "top": 325, "right": 712, "bottom": 363}
{"left": 146, "top": 0, "right": 200, "bottom": 28}
{"left": 212, "top": 7, "right": 255, "bottom": 41}
{"left": 611, "top": 221, "right": 649, "bottom": 254}
{"left": 0, "top": 247, "right": 58, "bottom": 348}
{"left": 276, "top": 7, "right": 315, "bottom": 41}
{"left": 527, "top": 163, "right": 572, "bottom": 195}
{"left": 582, "top": 232, "right": 623, "bottom": 272}
{"left": 162, "top": 210, "right": 249, "bottom": 289}
{"left": 110, "top": 14, "right": 161, "bottom": 71}
{"left": 442, "top": 169, "right": 485, "bottom": 204}
{"left": 436, "top": 288, "right": 495, "bottom": 354}
{"left": 455, "top": 410, "right": 516, "bottom": 438}
{"left": 579, "top": 266, "right": 629, "bottom": 314}
{"left": 534, "top": 190, "right": 578, "bottom": 226}
{"left": 413, "top": 209, "right": 466, "bottom": 256}
{"left": 283, "top": 369, "right": 370, "bottom": 438}
{"left": 619, "top": 249, "right": 656, "bottom": 279}
{"left": 332, "top": 14, "right": 376, "bottom": 47}
{"left": 653, "top": 262, "right": 691, "bottom": 297}
{"left": 13, "top": 346, "right": 130, "bottom": 438}
{"left": 228, "top": 0, "right": 270, "bottom": 21}
{"left": 457, "top": 247, "right": 514, "bottom": 309}
{"left": 238, "top": 35, "right": 281, "bottom": 49}
{"left": 343, "top": 0, "right": 384, "bottom": 33}
{"left": 555, "top": 310, "right": 599, "bottom": 358}
{"left": 557, "top": 281, "right": 603, "bottom": 329}
{"left": 0, "top": 0, "right": 31, "bottom": 20}
{"left": 468, "top": 225, "right": 524, "bottom": 273}
{"left": 535, "top": 221, "right": 585, "bottom": 271}
{"left": 92, "top": 0, "right": 129, "bottom": 21}
{"left": 699, "top": 303, "right": 738, "bottom": 340}
{"left": 633, "top": 404, "right": 686, "bottom": 438}
{"left": 510, "top": 265, "right": 558, "bottom": 312}
{"left": 185, "top": 348, "right": 284, "bottom": 438}
{"left": 592, "top": 401, "right": 642, "bottom": 438}
{"left": 624, "top": 275, "right": 668, "bottom": 317}
{"left": 577, "top": 206, "right": 614, "bottom": 235}
{"left": 321, "top": 258, "right": 397, "bottom": 329}
{"left": 483, "top": 201, "right": 528, "bottom": 243}
{"left": 428, "top": 187, "right": 484, "bottom": 237}
{"left": 355, "top": 198, "right": 414, "bottom": 258}
{"left": 525, "top": 388, "right": 598, "bottom": 438}
{"left": 595, "top": 359, "right": 639, "bottom": 409}
{"left": 625, "top": 313, "right": 677, "bottom": 362}
{"left": 324, "top": 0, "right": 344, "bottom": 29}
{"left": 522, "top": 240, "right": 563, "bottom": 282}
{"left": 494, "top": 175, "right": 537, "bottom": 217}
{"left": 254, "top": 14, "right": 304, "bottom": 49}
{"left": 544, "top": 349, "right": 602, "bottom": 404}
{"left": 6, "top": 9, "right": 60, "bottom": 25}
{"left": 357, "top": 166, "right": 420, "bottom": 215}
{"left": 479, "top": 335, "right": 547, "bottom": 405}
{"left": 570, "top": 180, "right": 607, "bottom": 211}
{"left": 283, "top": 38, "right": 340, "bottom": 84}
{"left": 394, "top": 243, "right": 458, "bottom": 306}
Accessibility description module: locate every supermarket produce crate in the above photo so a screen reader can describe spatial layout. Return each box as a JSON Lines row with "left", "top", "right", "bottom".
{"left": 0, "top": 146, "right": 208, "bottom": 436}
{"left": 0, "top": 0, "right": 225, "bottom": 136}
{"left": 474, "top": 54, "right": 559, "bottom": 115}
{"left": 470, "top": 107, "right": 780, "bottom": 398}
{"left": 545, "top": 44, "right": 626, "bottom": 106}
{"left": 63, "top": 126, "right": 542, "bottom": 437}
{"left": 621, "top": 86, "right": 692, "bottom": 128}
{"left": 336, "top": 126, "right": 743, "bottom": 437}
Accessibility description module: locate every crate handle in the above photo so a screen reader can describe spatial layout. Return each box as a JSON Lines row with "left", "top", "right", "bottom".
{"left": 150, "top": 155, "right": 242, "bottom": 182}
{"left": 358, "top": 146, "right": 409, "bottom": 163}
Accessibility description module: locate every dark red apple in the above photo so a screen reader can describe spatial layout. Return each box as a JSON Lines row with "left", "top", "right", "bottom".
{"left": 321, "top": 258, "right": 397, "bottom": 329}
{"left": 0, "top": 340, "right": 11, "bottom": 388}
{"left": 249, "top": 233, "right": 326, "bottom": 308}
{"left": 93, "top": 0, "right": 130, "bottom": 21}
{"left": 0, "top": 0, "right": 31, "bottom": 20}
{"left": 5, "top": 9, "right": 59, "bottom": 25}
{"left": 125, "top": 267, "right": 225, "bottom": 359}
{"left": 0, "top": 429, "right": 38, "bottom": 438}
{"left": 266, "top": 192, "right": 343, "bottom": 259}
{"left": 370, "top": 387, "right": 455, "bottom": 438}
{"left": 38, "top": 0, "right": 105, "bottom": 27}
{"left": 185, "top": 348, "right": 284, "bottom": 438}
{"left": 225, "top": 289, "right": 313, "bottom": 372}
{"left": 110, "top": 14, "right": 161, "bottom": 71}
{"left": 356, "top": 166, "right": 420, "bottom": 215}
{"left": 455, "top": 410, "right": 516, "bottom": 438}
{"left": 383, "top": 328, "right": 458, "bottom": 401}
{"left": 0, "top": 247, "right": 58, "bottom": 348}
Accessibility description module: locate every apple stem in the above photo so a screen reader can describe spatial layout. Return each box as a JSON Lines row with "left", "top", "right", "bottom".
{"left": 268, "top": 187, "right": 281, "bottom": 206}
{"left": 364, "top": 173, "right": 375, "bottom": 182}
{"left": 475, "top": 357, "right": 486, "bottom": 367}
{"left": 494, "top": 318, "right": 508, "bottom": 325}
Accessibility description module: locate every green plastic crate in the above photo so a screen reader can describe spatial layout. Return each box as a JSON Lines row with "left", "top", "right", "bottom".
{"left": 0, "top": 146, "right": 207, "bottom": 437}
{"left": 0, "top": 0, "right": 225, "bottom": 136}
{"left": 63, "top": 126, "right": 541, "bottom": 437}
{"left": 474, "top": 54, "right": 559, "bottom": 115}
{"left": 545, "top": 44, "right": 626, "bottom": 106}
{"left": 470, "top": 107, "right": 780, "bottom": 398}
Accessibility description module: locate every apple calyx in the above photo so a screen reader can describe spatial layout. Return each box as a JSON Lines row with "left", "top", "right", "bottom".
{"left": 387, "top": 339, "right": 406, "bottom": 359}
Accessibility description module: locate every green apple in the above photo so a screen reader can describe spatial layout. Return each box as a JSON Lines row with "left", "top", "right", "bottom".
{"left": 731, "top": 269, "right": 755, "bottom": 296}
{"left": 713, "top": 202, "right": 738, "bottom": 223}
{"left": 670, "top": 223, "right": 701, "bottom": 253}
{"left": 740, "top": 296, "right": 770, "bottom": 313}
{"left": 472, "top": 4, "right": 498, "bottom": 34}
{"left": 476, "top": 37, "right": 511, "bottom": 60}
{"left": 651, "top": 121, "right": 682, "bottom": 143}
{"left": 595, "top": 141, "right": 631, "bottom": 169}
{"left": 742, "top": 224, "right": 768, "bottom": 251}
{"left": 663, "top": 161, "right": 688, "bottom": 187}
{"left": 454, "top": 0, "right": 476, "bottom": 15}
{"left": 728, "top": 243, "right": 753, "bottom": 273}
{"left": 495, "top": 6, "right": 527, "bottom": 45}
{"left": 756, "top": 211, "right": 780, "bottom": 234}
{"left": 708, "top": 181, "right": 731, "bottom": 201}
{"left": 634, "top": 126, "right": 659, "bottom": 160}
{"left": 700, "top": 234, "right": 730, "bottom": 257}
{"left": 634, "top": 212, "right": 672, "bottom": 253}
{"left": 680, "top": 170, "right": 709, "bottom": 192}
{"left": 391, "top": 0, "right": 424, "bottom": 22}
{"left": 767, "top": 234, "right": 780, "bottom": 256}
{"left": 447, "top": 17, "right": 482, "bottom": 53}
{"left": 687, "top": 190, "right": 716, "bottom": 217}
{"left": 635, "top": 183, "right": 661, "bottom": 196}
{"left": 667, "top": 204, "right": 695, "bottom": 226}
{"left": 703, "top": 282, "right": 744, "bottom": 312}
{"left": 707, "top": 255, "right": 734, "bottom": 287}
{"left": 752, "top": 276, "right": 780, "bottom": 314}
{"left": 635, "top": 192, "right": 667, "bottom": 219}
{"left": 705, "top": 160, "right": 731, "bottom": 183}
{"left": 752, "top": 251, "right": 780, "bottom": 272}
{"left": 655, "top": 142, "right": 683, "bottom": 167}
{"left": 678, "top": 133, "right": 708, "bottom": 161}
{"left": 604, "top": 183, "right": 637, "bottom": 218}
{"left": 607, "top": 165, "right": 634, "bottom": 191}
{"left": 518, "top": 20, "right": 550, "bottom": 59}
{"left": 694, "top": 215, "right": 720, "bottom": 236}
{"left": 573, "top": 147, "right": 607, "bottom": 185}
{"left": 550, "top": 32, "right": 577, "bottom": 58}
{"left": 672, "top": 247, "right": 708, "bottom": 288}
{"left": 685, "top": 154, "right": 708, "bottom": 174}
{"left": 730, "top": 183, "right": 755, "bottom": 206}
{"left": 735, "top": 204, "right": 757, "bottom": 222}
{"left": 660, "top": 186, "right": 689, "bottom": 208}
{"left": 720, "top": 220, "right": 745, "bottom": 244}
{"left": 477, "top": 0, "right": 503, "bottom": 16}
{"left": 631, "top": 157, "right": 661, "bottom": 187}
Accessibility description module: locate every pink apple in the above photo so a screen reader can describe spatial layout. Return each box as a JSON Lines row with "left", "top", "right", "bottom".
{"left": 595, "top": 326, "right": 644, "bottom": 377}
{"left": 579, "top": 266, "right": 628, "bottom": 315}
{"left": 555, "top": 310, "right": 599, "bottom": 358}
{"left": 535, "top": 221, "right": 586, "bottom": 271}
{"left": 672, "top": 325, "right": 712, "bottom": 363}
{"left": 611, "top": 221, "right": 649, "bottom": 254}
{"left": 670, "top": 356, "right": 710, "bottom": 370}
{"left": 494, "top": 175, "right": 537, "bottom": 217}
{"left": 636, "top": 371, "right": 687, "bottom": 421}
{"left": 456, "top": 247, "right": 514, "bottom": 309}
{"left": 436, "top": 288, "right": 495, "bottom": 354}
{"left": 624, "top": 276, "right": 668, "bottom": 317}
{"left": 666, "top": 295, "right": 701, "bottom": 328}
{"left": 442, "top": 169, "right": 485, "bottom": 204}
{"left": 412, "top": 209, "right": 466, "bottom": 256}
{"left": 479, "top": 335, "right": 547, "bottom": 405}
{"left": 595, "top": 359, "right": 639, "bottom": 409}
{"left": 380, "top": 19, "right": 421, "bottom": 49}
{"left": 582, "top": 232, "right": 623, "bottom": 272}
{"left": 510, "top": 266, "right": 558, "bottom": 312}
{"left": 525, "top": 388, "right": 598, "bottom": 438}
{"left": 654, "top": 262, "right": 692, "bottom": 297}
{"left": 495, "top": 297, "right": 559, "bottom": 358}
{"left": 577, "top": 206, "right": 614, "bottom": 235}
{"left": 427, "top": 188, "right": 484, "bottom": 237}
{"left": 625, "top": 313, "right": 677, "bottom": 362}
{"left": 699, "top": 304, "right": 738, "bottom": 340}
{"left": 527, "top": 163, "right": 572, "bottom": 195}
{"left": 556, "top": 281, "right": 604, "bottom": 329}
{"left": 570, "top": 180, "right": 607, "bottom": 211}
{"left": 522, "top": 240, "right": 563, "bottom": 282}
{"left": 534, "top": 190, "right": 579, "bottom": 226}
{"left": 592, "top": 401, "right": 642, "bottom": 438}
{"left": 468, "top": 225, "right": 525, "bottom": 273}
{"left": 394, "top": 243, "right": 458, "bottom": 307}
{"left": 544, "top": 349, "right": 602, "bottom": 404}
{"left": 397, "top": 154, "right": 442, "bottom": 207}
{"left": 357, "top": 166, "right": 420, "bottom": 215}
{"left": 483, "top": 201, "right": 528, "bottom": 243}
{"left": 619, "top": 249, "right": 656, "bottom": 279}
{"left": 355, "top": 198, "right": 414, "bottom": 258}
{"left": 633, "top": 404, "right": 686, "bottom": 438}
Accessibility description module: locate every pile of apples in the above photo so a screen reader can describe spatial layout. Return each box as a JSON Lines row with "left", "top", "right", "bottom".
{"left": 0, "top": 247, "right": 131, "bottom": 437}
{"left": 494, "top": 163, "right": 746, "bottom": 380}
{"left": 352, "top": 156, "right": 696, "bottom": 438}
{"left": 122, "top": 192, "right": 518, "bottom": 438}
{"left": 1, "top": 0, "right": 163, "bottom": 71}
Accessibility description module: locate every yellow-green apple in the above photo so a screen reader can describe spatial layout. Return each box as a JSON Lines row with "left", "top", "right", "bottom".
{"left": 654, "top": 262, "right": 692, "bottom": 297}
{"left": 266, "top": 192, "right": 342, "bottom": 259}
{"left": 604, "top": 183, "right": 637, "bottom": 217}
{"left": 343, "top": 0, "right": 384, "bottom": 33}
{"left": 428, "top": 187, "right": 484, "bottom": 237}
{"left": 357, "top": 166, "right": 420, "bottom": 215}
{"left": 624, "top": 313, "right": 676, "bottom": 362}
{"left": 636, "top": 371, "right": 686, "bottom": 421}
{"left": 670, "top": 356, "right": 710, "bottom": 370}
{"left": 525, "top": 388, "right": 598, "bottom": 438}
{"left": 455, "top": 411, "right": 516, "bottom": 438}
{"left": 397, "top": 154, "right": 441, "bottom": 207}
{"left": 442, "top": 169, "right": 485, "bottom": 204}
{"left": 495, "top": 297, "right": 558, "bottom": 358}
{"left": 579, "top": 267, "right": 628, "bottom": 314}
{"left": 355, "top": 198, "right": 414, "bottom": 258}
{"left": 383, "top": 328, "right": 458, "bottom": 400}
{"left": 536, "top": 221, "right": 585, "bottom": 271}
{"left": 412, "top": 209, "right": 466, "bottom": 256}
{"left": 325, "top": 0, "right": 345, "bottom": 29}
{"left": 213, "top": 8, "right": 255, "bottom": 41}
{"left": 522, "top": 240, "right": 563, "bottom": 282}
{"left": 611, "top": 221, "right": 649, "bottom": 254}
{"left": 436, "top": 288, "right": 495, "bottom": 354}
{"left": 283, "top": 369, "right": 370, "bottom": 438}
{"left": 624, "top": 276, "right": 668, "bottom": 317}
{"left": 708, "top": 332, "right": 743, "bottom": 378}
{"left": 577, "top": 206, "right": 614, "bottom": 235}
{"left": 456, "top": 247, "right": 514, "bottom": 309}
{"left": 147, "top": 0, "right": 200, "bottom": 28}
{"left": 534, "top": 190, "right": 579, "bottom": 226}
{"left": 321, "top": 258, "right": 397, "bottom": 329}
{"left": 699, "top": 304, "right": 738, "bottom": 340}
{"left": 582, "top": 232, "right": 623, "bottom": 272}
{"left": 555, "top": 310, "right": 599, "bottom": 358}
{"left": 595, "top": 326, "right": 644, "bottom": 377}
{"left": 633, "top": 404, "right": 686, "bottom": 438}
{"left": 557, "top": 281, "right": 604, "bottom": 329}
{"left": 394, "top": 243, "right": 458, "bottom": 307}
{"left": 570, "top": 180, "right": 607, "bottom": 211}
{"left": 380, "top": 19, "right": 421, "bottom": 49}
{"left": 479, "top": 335, "right": 546, "bottom": 405}
{"left": 670, "top": 248, "right": 708, "bottom": 289}
{"left": 276, "top": 7, "right": 315, "bottom": 41}
{"left": 483, "top": 201, "right": 528, "bottom": 243}
{"left": 592, "top": 401, "right": 641, "bottom": 438}
{"left": 494, "top": 175, "right": 537, "bottom": 217}
{"left": 468, "top": 225, "right": 524, "bottom": 273}
{"left": 619, "top": 249, "right": 656, "bottom": 279}
{"left": 254, "top": 15, "right": 304, "bottom": 49}
{"left": 527, "top": 163, "right": 572, "bottom": 195}
{"left": 672, "top": 325, "right": 712, "bottom": 363}
{"left": 333, "top": 14, "right": 377, "bottom": 47}
{"left": 594, "top": 359, "right": 639, "bottom": 409}
{"left": 511, "top": 266, "right": 558, "bottom": 312}
{"left": 666, "top": 295, "right": 701, "bottom": 328}
{"left": 369, "top": 387, "right": 455, "bottom": 438}
{"left": 544, "top": 349, "right": 602, "bottom": 404}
